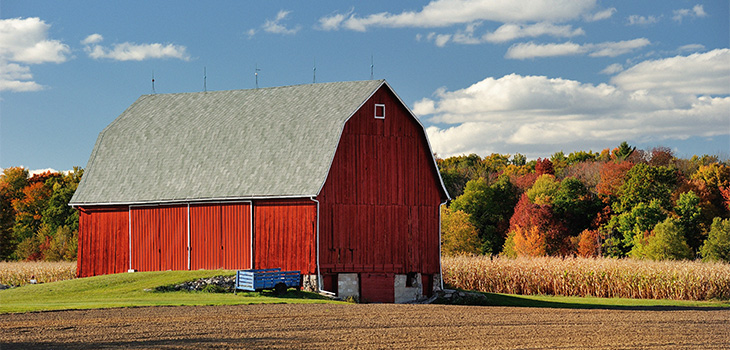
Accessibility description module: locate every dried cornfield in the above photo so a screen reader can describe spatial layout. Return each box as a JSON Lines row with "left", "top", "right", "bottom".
{"left": 0, "top": 261, "right": 77, "bottom": 287}
{"left": 442, "top": 255, "right": 730, "bottom": 301}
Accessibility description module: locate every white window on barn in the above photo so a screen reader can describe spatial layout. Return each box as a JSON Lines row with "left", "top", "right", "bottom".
{"left": 374, "top": 104, "right": 385, "bottom": 119}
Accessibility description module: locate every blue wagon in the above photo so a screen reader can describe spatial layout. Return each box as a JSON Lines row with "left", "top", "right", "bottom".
{"left": 235, "top": 268, "right": 300, "bottom": 295}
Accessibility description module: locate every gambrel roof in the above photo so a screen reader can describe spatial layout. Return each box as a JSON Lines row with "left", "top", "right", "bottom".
{"left": 70, "top": 80, "right": 446, "bottom": 206}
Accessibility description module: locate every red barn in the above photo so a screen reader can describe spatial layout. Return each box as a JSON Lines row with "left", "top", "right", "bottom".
{"left": 70, "top": 80, "right": 449, "bottom": 302}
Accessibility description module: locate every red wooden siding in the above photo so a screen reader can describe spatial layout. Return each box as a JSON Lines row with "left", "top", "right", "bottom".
{"left": 317, "top": 85, "right": 446, "bottom": 276}
{"left": 190, "top": 203, "right": 251, "bottom": 270}
{"left": 77, "top": 206, "right": 129, "bottom": 277}
{"left": 130, "top": 206, "right": 187, "bottom": 272}
{"left": 254, "top": 199, "right": 316, "bottom": 274}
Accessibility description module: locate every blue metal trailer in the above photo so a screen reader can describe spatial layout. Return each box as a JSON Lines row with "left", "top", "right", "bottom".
{"left": 235, "top": 268, "right": 300, "bottom": 295}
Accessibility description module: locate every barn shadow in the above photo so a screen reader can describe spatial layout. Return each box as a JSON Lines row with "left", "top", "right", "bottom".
{"left": 433, "top": 290, "right": 729, "bottom": 311}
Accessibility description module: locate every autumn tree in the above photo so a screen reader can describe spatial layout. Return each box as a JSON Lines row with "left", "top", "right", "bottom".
{"left": 535, "top": 158, "right": 554, "bottom": 176}
{"left": 649, "top": 146, "right": 674, "bottom": 167}
{"left": 577, "top": 229, "right": 600, "bottom": 257}
{"left": 0, "top": 167, "right": 29, "bottom": 259}
{"left": 440, "top": 206, "right": 481, "bottom": 256}
{"left": 507, "top": 193, "right": 570, "bottom": 256}
{"left": 595, "top": 160, "right": 634, "bottom": 200}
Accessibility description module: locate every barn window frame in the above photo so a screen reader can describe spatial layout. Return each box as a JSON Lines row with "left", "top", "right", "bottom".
{"left": 374, "top": 104, "right": 385, "bottom": 119}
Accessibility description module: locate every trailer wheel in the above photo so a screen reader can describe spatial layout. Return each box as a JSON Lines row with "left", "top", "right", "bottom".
{"left": 274, "top": 282, "right": 287, "bottom": 295}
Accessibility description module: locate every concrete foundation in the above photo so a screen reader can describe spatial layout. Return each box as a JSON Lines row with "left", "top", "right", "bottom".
{"left": 337, "top": 273, "right": 359, "bottom": 300}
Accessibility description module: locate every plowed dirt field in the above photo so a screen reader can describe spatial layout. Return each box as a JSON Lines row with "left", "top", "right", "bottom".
{"left": 2, "top": 304, "right": 728, "bottom": 349}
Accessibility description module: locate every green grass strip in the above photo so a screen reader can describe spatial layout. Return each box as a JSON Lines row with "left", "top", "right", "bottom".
{"left": 0, "top": 270, "right": 340, "bottom": 314}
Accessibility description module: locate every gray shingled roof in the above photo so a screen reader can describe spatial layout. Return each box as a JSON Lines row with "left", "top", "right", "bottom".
{"left": 70, "top": 80, "right": 386, "bottom": 205}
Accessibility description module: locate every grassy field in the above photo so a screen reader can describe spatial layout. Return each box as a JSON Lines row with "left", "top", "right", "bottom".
{"left": 0, "top": 270, "right": 339, "bottom": 314}
{"left": 2, "top": 268, "right": 727, "bottom": 314}
{"left": 443, "top": 255, "right": 730, "bottom": 301}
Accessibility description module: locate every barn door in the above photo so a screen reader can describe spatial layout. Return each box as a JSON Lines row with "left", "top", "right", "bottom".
{"left": 190, "top": 203, "right": 252, "bottom": 270}
{"left": 130, "top": 206, "right": 186, "bottom": 272}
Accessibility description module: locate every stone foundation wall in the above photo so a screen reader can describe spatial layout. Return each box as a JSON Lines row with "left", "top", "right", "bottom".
{"left": 301, "top": 275, "right": 318, "bottom": 292}
{"left": 432, "top": 273, "right": 443, "bottom": 293}
{"left": 394, "top": 273, "right": 423, "bottom": 303}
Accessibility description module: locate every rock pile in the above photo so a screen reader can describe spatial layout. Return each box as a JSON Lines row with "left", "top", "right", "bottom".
{"left": 154, "top": 275, "right": 235, "bottom": 293}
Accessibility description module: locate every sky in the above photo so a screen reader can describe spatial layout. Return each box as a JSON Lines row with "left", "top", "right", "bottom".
{"left": 1, "top": 0, "right": 729, "bottom": 173}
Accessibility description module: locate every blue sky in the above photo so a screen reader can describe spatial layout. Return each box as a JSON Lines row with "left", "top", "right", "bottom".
{"left": 2, "top": 1, "right": 729, "bottom": 173}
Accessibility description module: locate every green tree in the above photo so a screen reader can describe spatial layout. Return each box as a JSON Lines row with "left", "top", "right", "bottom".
{"left": 526, "top": 174, "right": 560, "bottom": 205}
{"left": 700, "top": 217, "right": 730, "bottom": 262}
{"left": 552, "top": 177, "right": 601, "bottom": 237}
{"left": 512, "top": 153, "right": 526, "bottom": 166}
{"left": 566, "top": 150, "right": 598, "bottom": 165}
{"left": 450, "top": 175, "right": 518, "bottom": 255}
{"left": 630, "top": 218, "right": 693, "bottom": 260}
{"left": 440, "top": 206, "right": 481, "bottom": 256}
{"left": 674, "top": 191, "right": 703, "bottom": 252}
{"left": 604, "top": 200, "right": 666, "bottom": 257}
{"left": 613, "top": 141, "right": 635, "bottom": 162}
{"left": 613, "top": 163, "right": 678, "bottom": 214}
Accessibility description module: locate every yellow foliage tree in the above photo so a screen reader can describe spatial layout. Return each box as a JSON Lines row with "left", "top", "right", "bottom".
{"left": 511, "top": 225, "right": 546, "bottom": 257}
{"left": 441, "top": 206, "right": 481, "bottom": 256}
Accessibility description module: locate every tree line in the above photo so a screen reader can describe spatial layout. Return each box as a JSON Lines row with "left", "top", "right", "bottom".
{"left": 0, "top": 167, "right": 82, "bottom": 261}
{"left": 439, "top": 142, "right": 730, "bottom": 262}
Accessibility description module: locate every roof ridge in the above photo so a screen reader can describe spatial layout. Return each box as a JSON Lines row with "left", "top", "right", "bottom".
{"left": 139, "top": 79, "right": 386, "bottom": 98}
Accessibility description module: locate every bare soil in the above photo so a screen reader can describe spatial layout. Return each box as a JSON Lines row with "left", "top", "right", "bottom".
{"left": 2, "top": 304, "right": 728, "bottom": 349}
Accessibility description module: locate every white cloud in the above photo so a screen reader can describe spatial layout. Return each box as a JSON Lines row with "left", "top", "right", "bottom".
{"left": 505, "top": 41, "right": 586, "bottom": 59}
{"left": 584, "top": 8, "right": 616, "bottom": 22}
{"left": 83, "top": 35, "right": 190, "bottom": 61}
{"left": 611, "top": 49, "right": 730, "bottom": 95}
{"left": 416, "top": 51, "right": 729, "bottom": 158}
{"left": 506, "top": 38, "right": 649, "bottom": 59}
{"left": 677, "top": 44, "right": 705, "bottom": 53}
{"left": 600, "top": 63, "right": 624, "bottom": 75}
{"left": 484, "top": 22, "right": 584, "bottom": 43}
{"left": 627, "top": 15, "right": 659, "bottom": 25}
{"left": 81, "top": 33, "right": 103, "bottom": 45}
{"left": 318, "top": 0, "right": 598, "bottom": 31}
{"left": 0, "top": 17, "right": 70, "bottom": 92}
{"left": 434, "top": 34, "right": 452, "bottom": 47}
{"left": 317, "top": 9, "right": 353, "bottom": 31}
{"left": 424, "top": 21, "right": 585, "bottom": 47}
{"left": 588, "top": 38, "right": 651, "bottom": 57}
{"left": 262, "top": 10, "right": 300, "bottom": 35}
{"left": 673, "top": 4, "right": 707, "bottom": 22}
